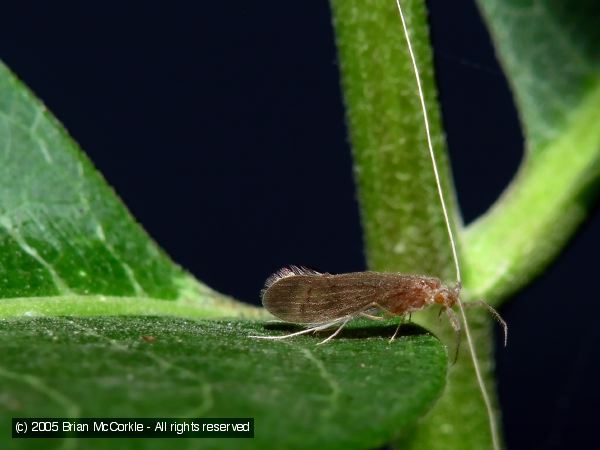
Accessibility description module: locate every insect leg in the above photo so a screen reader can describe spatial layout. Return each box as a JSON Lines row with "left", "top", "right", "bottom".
{"left": 389, "top": 321, "right": 403, "bottom": 343}
{"left": 360, "top": 302, "right": 407, "bottom": 341}
{"left": 366, "top": 301, "right": 396, "bottom": 318}
{"left": 466, "top": 300, "right": 508, "bottom": 347}
{"left": 317, "top": 318, "right": 351, "bottom": 345}
{"left": 445, "top": 307, "right": 462, "bottom": 364}
{"left": 249, "top": 321, "right": 337, "bottom": 341}
{"left": 359, "top": 312, "right": 384, "bottom": 320}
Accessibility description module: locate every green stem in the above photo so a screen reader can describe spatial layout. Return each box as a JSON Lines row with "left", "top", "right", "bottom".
{"left": 400, "top": 308, "right": 500, "bottom": 450}
{"left": 329, "top": 0, "right": 459, "bottom": 281}
{"left": 330, "top": 1, "right": 498, "bottom": 448}
{"left": 463, "top": 82, "right": 600, "bottom": 306}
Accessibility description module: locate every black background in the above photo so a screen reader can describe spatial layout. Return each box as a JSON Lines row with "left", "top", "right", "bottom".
{"left": 2, "top": 1, "right": 599, "bottom": 449}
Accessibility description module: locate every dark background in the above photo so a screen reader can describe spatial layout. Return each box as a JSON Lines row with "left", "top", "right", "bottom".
{"left": 2, "top": 1, "right": 599, "bottom": 449}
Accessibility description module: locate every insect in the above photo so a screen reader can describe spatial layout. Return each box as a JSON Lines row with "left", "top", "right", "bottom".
{"left": 253, "top": 266, "right": 461, "bottom": 345}
{"left": 252, "top": 266, "right": 506, "bottom": 347}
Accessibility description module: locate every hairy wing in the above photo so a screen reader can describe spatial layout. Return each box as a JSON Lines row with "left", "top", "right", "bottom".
{"left": 262, "top": 272, "right": 381, "bottom": 324}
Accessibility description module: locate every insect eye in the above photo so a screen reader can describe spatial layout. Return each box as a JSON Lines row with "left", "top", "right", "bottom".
{"left": 434, "top": 292, "right": 446, "bottom": 304}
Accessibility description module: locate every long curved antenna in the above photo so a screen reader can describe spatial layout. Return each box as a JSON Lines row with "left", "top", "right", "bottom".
{"left": 393, "top": 2, "right": 501, "bottom": 449}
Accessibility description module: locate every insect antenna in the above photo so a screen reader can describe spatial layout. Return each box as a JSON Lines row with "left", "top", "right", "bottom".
{"left": 393, "top": 1, "right": 503, "bottom": 449}
{"left": 468, "top": 300, "right": 509, "bottom": 347}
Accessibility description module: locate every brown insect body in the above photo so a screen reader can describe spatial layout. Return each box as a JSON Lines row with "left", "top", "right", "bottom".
{"left": 262, "top": 266, "right": 458, "bottom": 326}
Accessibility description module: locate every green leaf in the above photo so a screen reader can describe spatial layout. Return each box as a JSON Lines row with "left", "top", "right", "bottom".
{"left": 0, "top": 317, "right": 447, "bottom": 450}
{"left": 478, "top": 0, "right": 600, "bottom": 154}
{"left": 0, "top": 60, "right": 255, "bottom": 318}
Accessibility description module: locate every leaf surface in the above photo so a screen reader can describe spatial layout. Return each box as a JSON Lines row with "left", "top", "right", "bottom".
{"left": 477, "top": 0, "right": 600, "bottom": 154}
{"left": 0, "top": 317, "right": 447, "bottom": 450}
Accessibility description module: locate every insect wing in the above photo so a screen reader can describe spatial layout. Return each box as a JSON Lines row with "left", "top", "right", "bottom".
{"left": 262, "top": 271, "right": 382, "bottom": 324}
